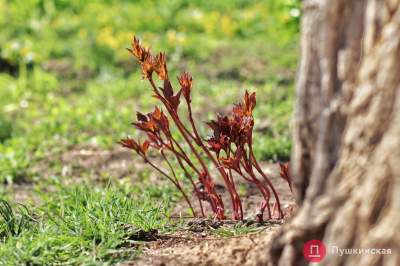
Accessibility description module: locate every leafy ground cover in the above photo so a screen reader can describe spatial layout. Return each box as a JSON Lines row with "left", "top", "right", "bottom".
{"left": 0, "top": 0, "right": 299, "bottom": 264}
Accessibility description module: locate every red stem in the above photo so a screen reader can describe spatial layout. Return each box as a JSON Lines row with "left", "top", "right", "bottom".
{"left": 239, "top": 152, "right": 272, "bottom": 220}
{"left": 248, "top": 141, "right": 283, "bottom": 219}
{"left": 183, "top": 102, "right": 243, "bottom": 220}
{"left": 175, "top": 153, "right": 206, "bottom": 217}
{"left": 149, "top": 78, "right": 225, "bottom": 219}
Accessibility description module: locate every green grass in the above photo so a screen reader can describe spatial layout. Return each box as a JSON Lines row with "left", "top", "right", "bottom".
{"left": 0, "top": 0, "right": 299, "bottom": 264}
{"left": 0, "top": 183, "right": 172, "bottom": 265}
{"left": 211, "top": 223, "right": 269, "bottom": 237}
{"left": 0, "top": 199, "right": 34, "bottom": 240}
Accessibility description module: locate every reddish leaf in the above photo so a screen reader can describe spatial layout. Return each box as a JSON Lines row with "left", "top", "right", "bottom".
{"left": 169, "top": 89, "right": 181, "bottom": 111}
{"left": 142, "top": 140, "right": 150, "bottom": 153}
{"left": 136, "top": 112, "right": 147, "bottom": 122}
{"left": 119, "top": 137, "right": 149, "bottom": 157}
{"left": 279, "top": 162, "right": 292, "bottom": 192}
{"left": 154, "top": 52, "right": 168, "bottom": 80}
{"left": 162, "top": 80, "right": 174, "bottom": 99}
{"left": 178, "top": 71, "right": 193, "bottom": 103}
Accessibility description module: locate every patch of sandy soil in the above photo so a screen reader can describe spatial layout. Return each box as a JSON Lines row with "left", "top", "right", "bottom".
{"left": 7, "top": 184, "right": 38, "bottom": 204}
{"left": 123, "top": 224, "right": 279, "bottom": 266}
{"left": 29, "top": 145, "right": 155, "bottom": 184}
{"left": 58, "top": 146, "right": 143, "bottom": 180}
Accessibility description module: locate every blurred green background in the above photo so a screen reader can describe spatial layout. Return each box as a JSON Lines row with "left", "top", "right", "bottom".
{"left": 0, "top": 0, "right": 300, "bottom": 264}
{"left": 0, "top": 0, "right": 299, "bottom": 184}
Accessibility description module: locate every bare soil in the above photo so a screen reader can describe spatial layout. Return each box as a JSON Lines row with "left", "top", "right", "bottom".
{"left": 124, "top": 224, "right": 279, "bottom": 266}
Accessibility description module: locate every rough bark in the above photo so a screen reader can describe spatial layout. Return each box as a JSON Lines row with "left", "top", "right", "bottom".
{"left": 267, "top": 0, "right": 400, "bottom": 265}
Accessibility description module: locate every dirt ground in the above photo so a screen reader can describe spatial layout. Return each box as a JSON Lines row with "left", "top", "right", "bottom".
{"left": 125, "top": 224, "right": 280, "bottom": 266}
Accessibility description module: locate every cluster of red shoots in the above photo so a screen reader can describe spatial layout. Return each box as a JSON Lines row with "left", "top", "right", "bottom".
{"left": 120, "top": 37, "right": 292, "bottom": 221}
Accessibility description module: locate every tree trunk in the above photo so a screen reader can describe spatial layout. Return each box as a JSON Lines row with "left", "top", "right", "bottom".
{"left": 267, "top": 0, "right": 400, "bottom": 265}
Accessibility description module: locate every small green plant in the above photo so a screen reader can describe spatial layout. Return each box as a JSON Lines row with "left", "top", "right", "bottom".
{"left": 0, "top": 199, "right": 34, "bottom": 240}
{"left": 120, "top": 37, "right": 292, "bottom": 221}
{"left": 0, "top": 116, "right": 12, "bottom": 143}
{"left": 211, "top": 223, "right": 265, "bottom": 237}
